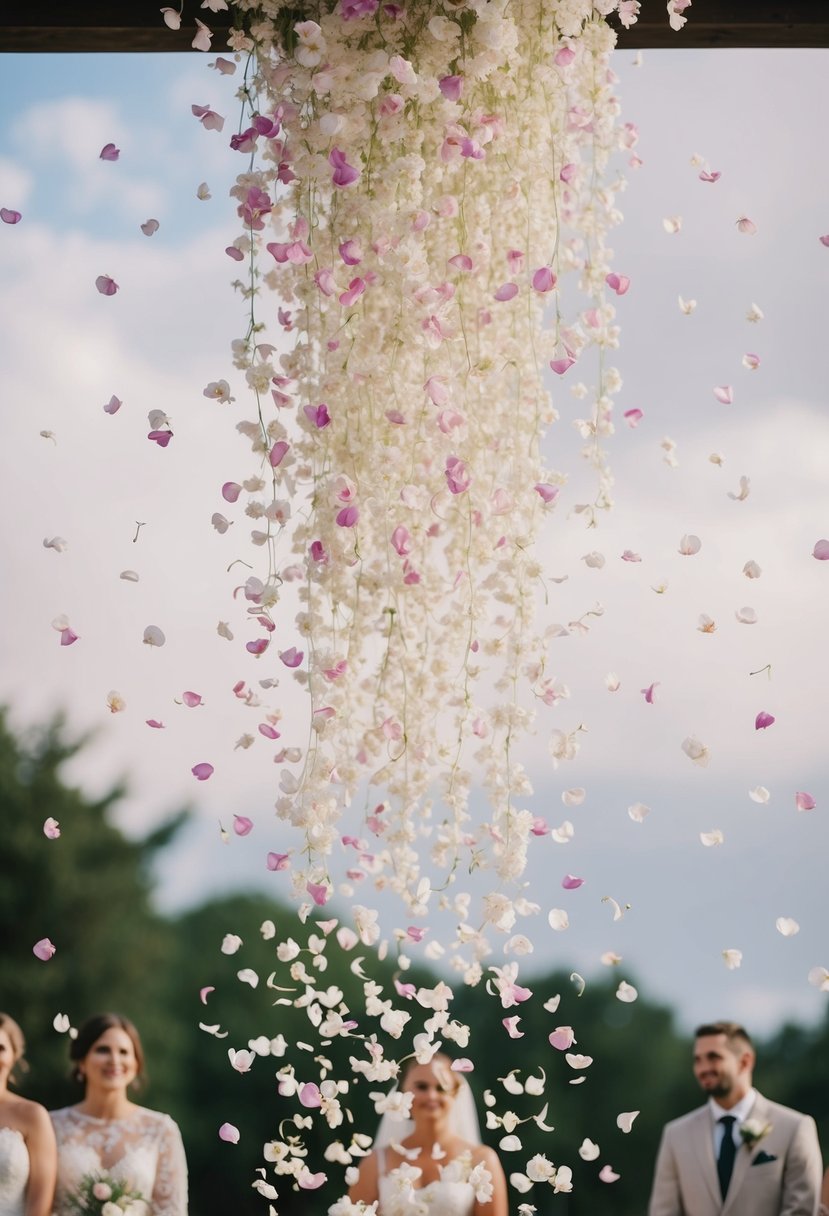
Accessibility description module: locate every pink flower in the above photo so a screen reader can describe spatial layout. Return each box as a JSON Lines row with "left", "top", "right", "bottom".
{"left": 329, "top": 147, "right": 360, "bottom": 187}
{"left": 445, "top": 456, "right": 471, "bottom": 495}
{"left": 95, "top": 275, "right": 119, "bottom": 296}
{"left": 99, "top": 143, "right": 120, "bottom": 161}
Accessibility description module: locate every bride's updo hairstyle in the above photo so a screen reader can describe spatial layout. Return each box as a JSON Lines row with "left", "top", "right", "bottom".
{"left": 0, "top": 1011, "right": 28, "bottom": 1084}
{"left": 70, "top": 1013, "right": 146, "bottom": 1088}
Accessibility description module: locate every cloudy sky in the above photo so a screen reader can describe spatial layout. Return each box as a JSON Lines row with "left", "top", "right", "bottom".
{"left": 1, "top": 39, "right": 828, "bottom": 1037}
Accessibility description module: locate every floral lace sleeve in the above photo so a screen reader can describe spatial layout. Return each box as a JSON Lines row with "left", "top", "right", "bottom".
{"left": 151, "top": 1116, "right": 188, "bottom": 1216}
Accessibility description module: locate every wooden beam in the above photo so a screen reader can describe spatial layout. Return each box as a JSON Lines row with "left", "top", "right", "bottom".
{"left": 0, "top": 0, "right": 827, "bottom": 53}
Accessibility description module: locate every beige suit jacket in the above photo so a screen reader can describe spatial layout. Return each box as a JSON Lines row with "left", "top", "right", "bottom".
{"left": 648, "top": 1092, "right": 822, "bottom": 1216}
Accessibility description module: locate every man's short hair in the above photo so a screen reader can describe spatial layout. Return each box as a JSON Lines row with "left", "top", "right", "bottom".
{"left": 695, "top": 1021, "right": 754, "bottom": 1052}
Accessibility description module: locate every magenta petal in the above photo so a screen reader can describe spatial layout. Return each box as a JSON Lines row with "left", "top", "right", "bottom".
{"left": 148, "top": 429, "right": 173, "bottom": 447}
{"left": 225, "top": 246, "right": 245, "bottom": 261}
{"left": 549, "top": 1027, "right": 575, "bottom": 1050}
{"left": 145, "top": 719, "right": 165, "bottom": 729}
{"left": 820, "top": 235, "right": 829, "bottom": 247}
{"left": 306, "top": 881, "right": 329, "bottom": 906}
{"left": 562, "top": 874, "right": 585, "bottom": 889}
{"left": 795, "top": 791, "right": 817, "bottom": 811}
{"left": 755, "top": 711, "right": 775, "bottom": 730}
{"left": 550, "top": 356, "right": 575, "bottom": 375}
{"left": 1, "top": 208, "right": 22, "bottom": 224}
{"left": 606, "top": 272, "right": 631, "bottom": 295}
{"left": 269, "top": 440, "right": 290, "bottom": 467}
{"left": 33, "top": 938, "right": 56, "bottom": 961}
{"left": 624, "top": 408, "right": 644, "bottom": 427}
{"left": 60, "top": 627, "right": 79, "bottom": 646}
{"left": 258, "top": 723, "right": 280, "bottom": 739}
{"left": 494, "top": 282, "right": 518, "bottom": 301}
{"left": 438, "top": 74, "right": 463, "bottom": 101}
{"left": 95, "top": 274, "right": 119, "bottom": 296}
{"left": 812, "top": 539, "right": 829, "bottom": 560}
{"left": 233, "top": 814, "right": 254, "bottom": 836}
{"left": 531, "top": 266, "right": 556, "bottom": 292}
{"left": 191, "top": 762, "right": 214, "bottom": 781}
{"left": 246, "top": 638, "right": 269, "bottom": 656}
{"left": 99, "top": 143, "right": 120, "bottom": 161}
{"left": 222, "top": 481, "right": 241, "bottom": 503}
{"left": 336, "top": 505, "right": 359, "bottom": 527}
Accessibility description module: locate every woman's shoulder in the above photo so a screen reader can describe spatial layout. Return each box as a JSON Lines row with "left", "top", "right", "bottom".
{"left": 1, "top": 1092, "right": 51, "bottom": 1132}
{"left": 465, "top": 1143, "right": 501, "bottom": 1171}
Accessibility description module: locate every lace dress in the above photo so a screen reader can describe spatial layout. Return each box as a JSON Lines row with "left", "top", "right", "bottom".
{"left": 376, "top": 1148, "right": 476, "bottom": 1216}
{"left": 50, "top": 1108, "right": 187, "bottom": 1216}
{"left": 0, "top": 1125, "right": 29, "bottom": 1216}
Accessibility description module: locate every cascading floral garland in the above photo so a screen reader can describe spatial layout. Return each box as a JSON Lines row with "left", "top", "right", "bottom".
{"left": 186, "top": 0, "right": 686, "bottom": 1206}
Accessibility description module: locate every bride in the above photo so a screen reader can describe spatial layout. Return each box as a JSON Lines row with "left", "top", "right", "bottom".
{"left": 0, "top": 1012, "right": 56, "bottom": 1216}
{"left": 348, "top": 1054, "right": 507, "bottom": 1216}
{"left": 50, "top": 1013, "right": 188, "bottom": 1216}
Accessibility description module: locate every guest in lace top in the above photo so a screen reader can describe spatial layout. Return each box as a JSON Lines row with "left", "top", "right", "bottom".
{"left": 0, "top": 1012, "right": 56, "bottom": 1216}
{"left": 50, "top": 1013, "right": 188, "bottom": 1216}
{"left": 348, "top": 1054, "right": 507, "bottom": 1216}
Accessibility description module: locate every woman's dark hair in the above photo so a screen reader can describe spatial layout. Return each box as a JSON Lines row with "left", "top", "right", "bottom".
{"left": 70, "top": 1013, "right": 145, "bottom": 1088}
{"left": 0, "top": 1011, "right": 29, "bottom": 1084}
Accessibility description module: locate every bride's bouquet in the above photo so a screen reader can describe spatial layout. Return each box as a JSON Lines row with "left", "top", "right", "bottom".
{"left": 63, "top": 1174, "right": 147, "bottom": 1216}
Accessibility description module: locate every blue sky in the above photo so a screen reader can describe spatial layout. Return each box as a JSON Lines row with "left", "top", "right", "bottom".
{"left": 1, "top": 43, "right": 828, "bottom": 1036}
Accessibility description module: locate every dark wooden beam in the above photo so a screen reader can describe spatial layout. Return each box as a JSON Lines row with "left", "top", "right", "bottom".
{"left": 0, "top": 0, "right": 827, "bottom": 53}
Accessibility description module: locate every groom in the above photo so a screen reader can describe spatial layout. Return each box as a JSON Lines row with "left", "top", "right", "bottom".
{"left": 648, "top": 1021, "right": 822, "bottom": 1216}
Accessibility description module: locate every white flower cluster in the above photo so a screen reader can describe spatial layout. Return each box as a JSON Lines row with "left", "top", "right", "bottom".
{"left": 221, "top": 0, "right": 628, "bottom": 964}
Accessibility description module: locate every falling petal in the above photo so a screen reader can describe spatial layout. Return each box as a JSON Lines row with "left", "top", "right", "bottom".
{"left": 682, "top": 736, "right": 709, "bottom": 766}
{"left": 605, "top": 272, "right": 630, "bottom": 296}
{"left": 43, "top": 537, "right": 68, "bottom": 553}
{"left": 743, "top": 560, "right": 762, "bottom": 578}
{"left": 221, "top": 934, "right": 242, "bottom": 955}
{"left": 192, "top": 762, "right": 214, "bottom": 781}
{"left": 700, "top": 830, "right": 724, "bottom": 847}
{"left": 807, "top": 966, "right": 829, "bottom": 991}
{"left": 599, "top": 1165, "right": 620, "bottom": 1183}
{"left": 43, "top": 818, "right": 61, "bottom": 839}
{"left": 146, "top": 719, "right": 165, "bottom": 729}
{"left": 53, "top": 1013, "right": 71, "bottom": 1033}
{"left": 698, "top": 169, "right": 720, "bottom": 183}
{"left": 749, "top": 787, "right": 770, "bottom": 803}
{"left": 812, "top": 539, "right": 829, "bottom": 560}
{"left": 713, "top": 385, "right": 733, "bottom": 405}
{"left": 755, "top": 711, "right": 775, "bottom": 730}
{"left": 143, "top": 625, "right": 166, "bottom": 647}
{"left": 548, "top": 1027, "right": 576, "bottom": 1051}
{"left": 33, "top": 938, "right": 56, "bottom": 961}
{"left": 1, "top": 207, "right": 22, "bottom": 224}
{"left": 565, "top": 1054, "right": 593, "bottom": 1069}
{"left": 548, "top": 909, "right": 569, "bottom": 931}
{"left": 99, "top": 143, "right": 120, "bottom": 161}
{"left": 678, "top": 534, "right": 701, "bottom": 556}
{"left": 678, "top": 296, "right": 696, "bottom": 315}
{"left": 562, "top": 788, "right": 585, "bottom": 807}
{"left": 182, "top": 691, "right": 204, "bottom": 708}
{"left": 735, "top": 606, "right": 758, "bottom": 624}
{"left": 623, "top": 408, "right": 643, "bottom": 427}
{"left": 103, "top": 395, "right": 122, "bottom": 415}
{"left": 747, "top": 302, "right": 764, "bottom": 322}
{"left": 795, "top": 791, "right": 816, "bottom": 812}
{"left": 742, "top": 352, "right": 760, "bottom": 370}
{"left": 95, "top": 274, "right": 119, "bottom": 296}
{"left": 627, "top": 802, "right": 650, "bottom": 823}
{"left": 616, "top": 1111, "right": 639, "bottom": 1133}
{"left": 722, "top": 948, "right": 742, "bottom": 970}
{"left": 579, "top": 1140, "right": 600, "bottom": 1161}
{"left": 736, "top": 216, "right": 757, "bottom": 235}
{"left": 140, "top": 218, "right": 160, "bottom": 236}
{"left": 106, "top": 690, "right": 126, "bottom": 714}
{"left": 160, "top": 7, "right": 182, "bottom": 29}
{"left": 776, "top": 917, "right": 800, "bottom": 937}
{"left": 616, "top": 981, "right": 637, "bottom": 1003}
{"left": 218, "top": 1123, "right": 240, "bottom": 1144}
{"left": 233, "top": 815, "right": 254, "bottom": 836}
{"left": 600, "top": 952, "right": 622, "bottom": 965}
{"left": 662, "top": 216, "right": 682, "bottom": 234}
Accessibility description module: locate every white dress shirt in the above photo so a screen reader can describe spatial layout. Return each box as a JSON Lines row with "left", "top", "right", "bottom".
{"left": 709, "top": 1087, "right": 757, "bottom": 1154}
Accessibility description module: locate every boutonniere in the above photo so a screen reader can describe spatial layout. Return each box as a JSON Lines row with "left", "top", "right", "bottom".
{"left": 740, "top": 1119, "right": 772, "bottom": 1150}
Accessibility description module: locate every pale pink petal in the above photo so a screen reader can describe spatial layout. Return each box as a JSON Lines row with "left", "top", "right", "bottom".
{"left": 279, "top": 646, "right": 304, "bottom": 668}
{"left": 820, "top": 235, "right": 829, "bottom": 247}
{"left": 698, "top": 169, "right": 720, "bottom": 183}
{"left": 623, "top": 408, "right": 643, "bottom": 427}
{"left": 307, "top": 881, "right": 330, "bottom": 905}
{"left": 266, "top": 852, "right": 291, "bottom": 871}
{"left": 297, "top": 1171, "right": 327, "bottom": 1190}
{"left": 140, "top": 218, "right": 159, "bottom": 236}
{"left": 192, "top": 762, "right": 214, "bottom": 781}
{"left": 713, "top": 385, "right": 733, "bottom": 405}
{"left": 218, "top": 1123, "right": 240, "bottom": 1143}
{"left": 812, "top": 539, "right": 829, "bottom": 560}
{"left": 562, "top": 874, "right": 585, "bottom": 890}
{"left": 103, "top": 395, "right": 122, "bottom": 414}
{"left": 182, "top": 691, "right": 203, "bottom": 707}
{"left": 599, "top": 1165, "right": 620, "bottom": 1183}
{"left": 95, "top": 275, "right": 119, "bottom": 296}
{"left": 503, "top": 1017, "right": 524, "bottom": 1039}
{"left": 160, "top": 8, "right": 182, "bottom": 29}
{"left": 43, "top": 818, "right": 61, "bottom": 839}
{"left": 678, "top": 534, "right": 701, "bottom": 556}
{"left": 605, "top": 272, "right": 630, "bottom": 296}
{"left": 494, "top": 282, "right": 519, "bottom": 302}
{"left": 233, "top": 815, "right": 254, "bottom": 836}
{"left": 33, "top": 938, "right": 56, "bottom": 961}
{"left": 742, "top": 352, "right": 760, "bottom": 370}
{"left": 736, "top": 216, "right": 757, "bottom": 235}
{"left": 795, "top": 791, "right": 816, "bottom": 812}
{"left": 451, "top": 1058, "right": 474, "bottom": 1072}
{"left": 616, "top": 1111, "right": 639, "bottom": 1133}
{"left": 549, "top": 1026, "right": 575, "bottom": 1051}
{"left": 534, "top": 483, "right": 559, "bottom": 504}
{"left": 200, "top": 986, "right": 215, "bottom": 1004}
{"left": 299, "top": 1082, "right": 322, "bottom": 1108}
{"left": 192, "top": 18, "right": 213, "bottom": 51}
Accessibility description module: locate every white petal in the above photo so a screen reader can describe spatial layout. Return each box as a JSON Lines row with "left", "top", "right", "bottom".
{"left": 749, "top": 786, "right": 770, "bottom": 804}
{"left": 548, "top": 909, "right": 569, "bottom": 931}
{"left": 735, "top": 606, "right": 757, "bottom": 624}
{"left": 627, "top": 802, "right": 650, "bottom": 823}
{"left": 700, "top": 830, "right": 724, "bottom": 847}
{"left": 616, "top": 981, "right": 638, "bottom": 1003}
{"left": 120, "top": 570, "right": 140, "bottom": 582}
{"left": 565, "top": 1054, "right": 593, "bottom": 1069}
{"left": 579, "top": 1138, "right": 600, "bottom": 1161}
{"left": 775, "top": 917, "right": 800, "bottom": 937}
{"left": 722, "top": 948, "right": 743, "bottom": 970}
{"left": 616, "top": 1111, "right": 639, "bottom": 1133}
{"left": 562, "top": 787, "right": 585, "bottom": 806}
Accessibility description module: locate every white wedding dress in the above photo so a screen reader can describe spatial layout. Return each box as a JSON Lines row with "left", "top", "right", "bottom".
{"left": 376, "top": 1148, "right": 476, "bottom": 1216}
{"left": 0, "top": 1125, "right": 29, "bottom": 1216}
{"left": 50, "top": 1107, "right": 187, "bottom": 1216}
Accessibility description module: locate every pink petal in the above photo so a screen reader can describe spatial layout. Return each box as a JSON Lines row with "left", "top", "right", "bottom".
{"left": 605, "top": 272, "right": 631, "bottom": 296}
{"left": 599, "top": 1165, "right": 620, "bottom": 1184}
{"left": 258, "top": 723, "right": 281, "bottom": 739}
{"left": 1, "top": 208, "right": 22, "bottom": 224}
{"left": 532, "top": 266, "right": 557, "bottom": 293}
{"left": 819, "top": 235, "right": 829, "bottom": 247}
{"left": 438, "top": 75, "right": 463, "bottom": 101}
{"left": 297, "top": 1171, "right": 327, "bottom": 1191}
{"left": 448, "top": 253, "right": 473, "bottom": 272}
{"left": 182, "top": 691, "right": 203, "bottom": 707}
{"left": 562, "top": 874, "right": 585, "bottom": 889}
{"left": 218, "top": 1123, "right": 240, "bottom": 1144}
{"left": 306, "top": 881, "right": 330, "bottom": 906}
{"left": 559, "top": 163, "right": 577, "bottom": 184}
{"left": 103, "top": 395, "right": 122, "bottom": 415}
{"left": 641, "top": 682, "right": 658, "bottom": 704}
{"left": 736, "top": 216, "right": 757, "bottom": 235}
{"left": 233, "top": 815, "right": 254, "bottom": 836}
{"left": 299, "top": 1082, "right": 322, "bottom": 1108}
{"left": 95, "top": 275, "right": 119, "bottom": 296}
{"left": 269, "top": 440, "right": 290, "bottom": 467}
{"left": 550, "top": 356, "right": 575, "bottom": 375}
{"left": 191, "top": 762, "right": 214, "bottom": 781}
{"left": 554, "top": 46, "right": 575, "bottom": 66}
{"left": 267, "top": 852, "right": 291, "bottom": 871}
{"left": 226, "top": 246, "right": 244, "bottom": 261}
{"left": 222, "top": 482, "right": 241, "bottom": 503}
{"left": 279, "top": 647, "right": 304, "bottom": 668}
{"left": 549, "top": 1026, "right": 575, "bottom": 1051}
{"left": 145, "top": 719, "right": 165, "bottom": 729}
{"left": 406, "top": 926, "right": 427, "bottom": 942}
{"left": 99, "top": 143, "right": 120, "bottom": 161}
{"left": 60, "top": 627, "right": 79, "bottom": 646}
{"left": 503, "top": 1017, "right": 524, "bottom": 1039}
{"left": 755, "top": 711, "right": 775, "bottom": 730}
{"left": 699, "top": 169, "right": 721, "bottom": 183}
{"left": 148, "top": 429, "right": 173, "bottom": 447}
{"left": 812, "top": 539, "right": 829, "bottom": 560}
{"left": 43, "top": 818, "right": 61, "bottom": 839}
{"left": 451, "top": 1058, "right": 474, "bottom": 1072}
{"left": 713, "top": 385, "right": 733, "bottom": 405}
{"left": 33, "top": 938, "right": 56, "bottom": 961}
{"left": 246, "top": 638, "right": 269, "bottom": 656}
{"left": 336, "top": 505, "right": 359, "bottom": 527}
{"left": 624, "top": 408, "right": 643, "bottom": 427}
{"left": 494, "top": 282, "right": 518, "bottom": 301}
{"left": 140, "top": 218, "right": 159, "bottom": 236}
{"left": 199, "top": 986, "right": 215, "bottom": 1004}
{"left": 795, "top": 791, "right": 817, "bottom": 812}
{"left": 534, "top": 483, "right": 559, "bottom": 504}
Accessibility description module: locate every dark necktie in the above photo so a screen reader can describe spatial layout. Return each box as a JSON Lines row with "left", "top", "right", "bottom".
{"left": 717, "top": 1115, "right": 737, "bottom": 1199}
